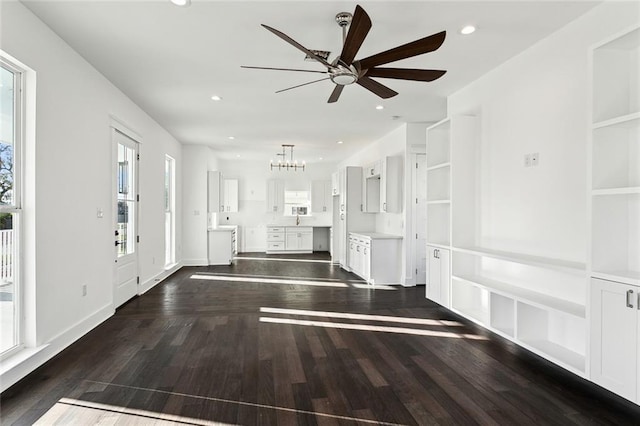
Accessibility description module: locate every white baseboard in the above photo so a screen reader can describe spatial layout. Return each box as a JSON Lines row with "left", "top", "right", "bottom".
{"left": 0, "top": 304, "right": 113, "bottom": 393}
{"left": 181, "top": 258, "right": 208, "bottom": 266}
{"left": 139, "top": 262, "right": 182, "bottom": 294}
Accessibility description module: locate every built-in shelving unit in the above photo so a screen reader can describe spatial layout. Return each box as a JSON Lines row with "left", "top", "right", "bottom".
{"left": 426, "top": 113, "right": 589, "bottom": 377}
{"left": 588, "top": 25, "right": 640, "bottom": 404}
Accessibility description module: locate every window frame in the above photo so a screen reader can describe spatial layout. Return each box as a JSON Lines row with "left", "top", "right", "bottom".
{"left": 0, "top": 56, "right": 24, "bottom": 360}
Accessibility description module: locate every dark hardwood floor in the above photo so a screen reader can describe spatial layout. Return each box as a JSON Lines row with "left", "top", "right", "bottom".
{"left": 2, "top": 253, "right": 639, "bottom": 425}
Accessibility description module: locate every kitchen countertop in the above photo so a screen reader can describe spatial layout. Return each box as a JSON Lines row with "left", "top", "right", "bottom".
{"left": 350, "top": 232, "right": 403, "bottom": 240}
{"left": 208, "top": 225, "right": 238, "bottom": 232}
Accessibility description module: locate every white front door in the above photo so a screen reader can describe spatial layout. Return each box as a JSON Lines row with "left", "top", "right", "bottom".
{"left": 113, "top": 129, "right": 139, "bottom": 308}
{"left": 414, "top": 154, "right": 427, "bottom": 284}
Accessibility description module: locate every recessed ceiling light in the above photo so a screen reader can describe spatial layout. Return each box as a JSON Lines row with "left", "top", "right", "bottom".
{"left": 319, "top": 157, "right": 323, "bottom": 160}
{"left": 460, "top": 25, "right": 476, "bottom": 35}
{"left": 337, "top": 141, "right": 343, "bottom": 144}
{"left": 211, "top": 95, "right": 222, "bottom": 101}
{"left": 236, "top": 154, "right": 241, "bottom": 158}
{"left": 170, "top": 0, "right": 191, "bottom": 6}
{"left": 228, "top": 136, "right": 235, "bottom": 140}
{"left": 375, "top": 105, "right": 384, "bottom": 110}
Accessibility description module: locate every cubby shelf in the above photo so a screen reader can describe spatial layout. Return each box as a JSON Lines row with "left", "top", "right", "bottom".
{"left": 518, "top": 339, "right": 586, "bottom": 374}
{"left": 452, "top": 246, "right": 586, "bottom": 274}
{"left": 425, "top": 242, "right": 450, "bottom": 250}
{"left": 426, "top": 200, "right": 451, "bottom": 205}
{"left": 452, "top": 274, "right": 585, "bottom": 318}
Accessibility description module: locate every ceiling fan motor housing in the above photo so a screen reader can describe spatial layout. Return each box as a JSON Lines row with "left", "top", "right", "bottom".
{"left": 330, "top": 65, "right": 358, "bottom": 85}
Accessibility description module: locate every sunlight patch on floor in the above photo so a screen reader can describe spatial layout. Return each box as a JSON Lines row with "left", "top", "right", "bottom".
{"left": 259, "top": 307, "right": 463, "bottom": 327}
{"left": 190, "top": 274, "right": 348, "bottom": 288}
{"left": 36, "top": 398, "right": 228, "bottom": 425}
{"left": 259, "top": 317, "right": 487, "bottom": 340}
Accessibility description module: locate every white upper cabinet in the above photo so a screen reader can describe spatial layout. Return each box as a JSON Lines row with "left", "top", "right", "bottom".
{"left": 207, "top": 171, "right": 224, "bottom": 212}
{"left": 311, "top": 180, "right": 332, "bottom": 213}
{"left": 331, "top": 172, "right": 340, "bottom": 196}
{"left": 223, "top": 179, "right": 238, "bottom": 213}
{"left": 267, "top": 179, "right": 285, "bottom": 214}
{"left": 380, "top": 156, "right": 403, "bottom": 213}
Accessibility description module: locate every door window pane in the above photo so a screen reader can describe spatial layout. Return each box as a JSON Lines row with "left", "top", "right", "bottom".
{"left": 117, "top": 142, "right": 135, "bottom": 257}
{"left": 0, "top": 66, "right": 14, "bottom": 207}
{"left": 0, "top": 214, "right": 15, "bottom": 353}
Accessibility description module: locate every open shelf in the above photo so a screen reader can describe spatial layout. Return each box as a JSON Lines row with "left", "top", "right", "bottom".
{"left": 426, "top": 119, "right": 450, "bottom": 167}
{"left": 591, "top": 114, "right": 639, "bottom": 191}
{"left": 451, "top": 277, "right": 490, "bottom": 326}
{"left": 593, "top": 111, "right": 640, "bottom": 129}
{"left": 491, "top": 293, "right": 515, "bottom": 337}
{"left": 453, "top": 274, "right": 585, "bottom": 318}
{"left": 452, "top": 246, "right": 586, "bottom": 274}
{"left": 592, "top": 26, "right": 640, "bottom": 123}
{"left": 591, "top": 194, "right": 640, "bottom": 283}
{"left": 426, "top": 162, "right": 451, "bottom": 172}
{"left": 427, "top": 166, "right": 450, "bottom": 201}
{"left": 426, "top": 203, "right": 450, "bottom": 246}
{"left": 426, "top": 200, "right": 451, "bottom": 205}
{"left": 517, "top": 302, "right": 586, "bottom": 374}
{"left": 593, "top": 187, "right": 640, "bottom": 196}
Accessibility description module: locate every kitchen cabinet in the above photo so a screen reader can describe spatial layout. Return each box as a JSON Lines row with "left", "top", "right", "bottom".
{"left": 208, "top": 226, "right": 237, "bottom": 265}
{"left": 312, "top": 180, "right": 332, "bottom": 213}
{"left": 331, "top": 172, "right": 340, "bottom": 196}
{"left": 380, "top": 156, "right": 403, "bottom": 213}
{"left": 267, "top": 180, "right": 284, "bottom": 214}
{"left": 349, "top": 232, "right": 401, "bottom": 285}
{"left": 426, "top": 245, "right": 450, "bottom": 307}
{"left": 208, "top": 171, "right": 224, "bottom": 212}
{"left": 590, "top": 278, "right": 639, "bottom": 403}
{"left": 223, "top": 179, "right": 238, "bottom": 212}
{"left": 285, "top": 227, "right": 313, "bottom": 252}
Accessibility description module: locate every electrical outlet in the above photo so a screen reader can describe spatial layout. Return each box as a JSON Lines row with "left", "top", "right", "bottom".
{"left": 531, "top": 152, "right": 539, "bottom": 166}
{"left": 524, "top": 154, "right": 531, "bottom": 167}
{"left": 82, "top": 284, "right": 87, "bottom": 297}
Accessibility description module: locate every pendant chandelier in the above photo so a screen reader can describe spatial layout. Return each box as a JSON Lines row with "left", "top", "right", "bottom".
{"left": 270, "top": 144, "right": 305, "bottom": 171}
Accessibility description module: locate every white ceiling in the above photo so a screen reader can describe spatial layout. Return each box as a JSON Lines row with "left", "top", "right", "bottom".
{"left": 21, "top": 0, "right": 599, "bottom": 163}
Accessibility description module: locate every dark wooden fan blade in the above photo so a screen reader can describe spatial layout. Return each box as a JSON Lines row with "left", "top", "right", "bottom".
{"left": 366, "top": 68, "right": 446, "bottom": 82}
{"left": 328, "top": 85, "right": 345, "bottom": 103}
{"left": 275, "top": 77, "right": 331, "bottom": 94}
{"left": 339, "top": 5, "right": 372, "bottom": 66}
{"left": 356, "top": 31, "right": 446, "bottom": 70}
{"left": 262, "top": 24, "right": 334, "bottom": 69}
{"left": 241, "top": 66, "right": 328, "bottom": 74}
{"left": 356, "top": 76, "right": 398, "bottom": 99}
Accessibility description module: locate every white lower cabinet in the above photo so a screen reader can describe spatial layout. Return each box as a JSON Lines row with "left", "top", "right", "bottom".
{"left": 348, "top": 233, "right": 401, "bottom": 285}
{"left": 267, "top": 226, "right": 312, "bottom": 253}
{"left": 590, "top": 278, "right": 639, "bottom": 403}
{"left": 426, "top": 245, "right": 450, "bottom": 307}
{"left": 208, "top": 227, "right": 236, "bottom": 265}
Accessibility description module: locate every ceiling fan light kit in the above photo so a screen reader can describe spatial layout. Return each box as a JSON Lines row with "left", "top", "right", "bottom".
{"left": 242, "top": 4, "right": 447, "bottom": 103}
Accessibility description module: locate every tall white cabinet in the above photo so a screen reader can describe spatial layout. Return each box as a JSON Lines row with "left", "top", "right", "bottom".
{"left": 267, "top": 180, "right": 284, "bottom": 213}
{"left": 589, "top": 25, "right": 640, "bottom": 404}
{"left": 311, "top": 180, "right": 332, "bottom": 213}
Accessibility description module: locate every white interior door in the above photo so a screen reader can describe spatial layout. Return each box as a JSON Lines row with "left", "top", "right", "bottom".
{"left": 414, "top": 154, "right": 427, "bottom": 284}
{"left": 113, "top": 129, "right": 139, "bottom": 308}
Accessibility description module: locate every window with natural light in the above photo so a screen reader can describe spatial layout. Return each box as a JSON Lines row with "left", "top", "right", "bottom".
{"left": 0, "top": 57, "right": 22, "bottom": 357}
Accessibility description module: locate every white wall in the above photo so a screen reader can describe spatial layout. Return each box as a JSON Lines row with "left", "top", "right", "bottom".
{"left": 448, "top": 0, "right": 640, "bottom": 263}
{"left": 0, "top": 2, "right": 182, "bottom": 391}
{"left": 217, "top": 160, "right": 335, "bottom": 252}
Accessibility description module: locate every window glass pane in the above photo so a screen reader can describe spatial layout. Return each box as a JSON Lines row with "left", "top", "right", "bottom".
{"left": 0, "top": 213, "right": 16, "bottom": 353}
{"left": 116, "top": 142, "right": 135, "bottom": 257}
{"left": 0, "top": 66, "right": 14, "bottom": 206}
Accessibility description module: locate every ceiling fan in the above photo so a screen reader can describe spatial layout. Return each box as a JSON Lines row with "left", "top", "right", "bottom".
{"left": 241, "top": 5, "right": 446, "bottom": 103}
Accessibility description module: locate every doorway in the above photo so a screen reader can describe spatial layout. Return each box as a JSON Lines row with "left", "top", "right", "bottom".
{"left": 113, "top": 129, "right": 139, "bottom": 308}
